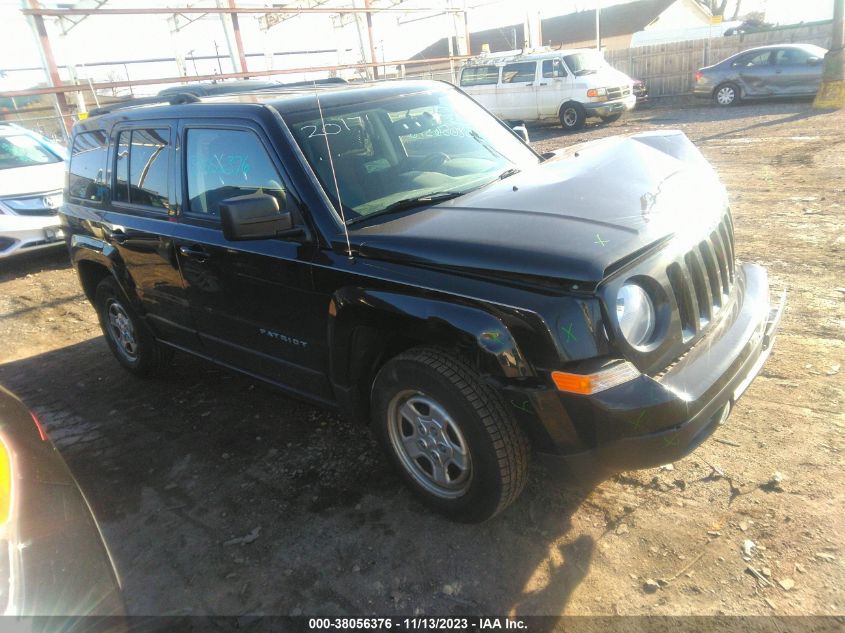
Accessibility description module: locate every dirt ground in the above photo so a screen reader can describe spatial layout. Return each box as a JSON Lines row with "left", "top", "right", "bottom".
{"left": 0, "top": 100, "right": 843, "bottom": 619}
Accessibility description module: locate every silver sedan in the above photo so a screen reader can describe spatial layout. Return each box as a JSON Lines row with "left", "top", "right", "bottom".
{"left": 693, "top": 44, "right": 827, "bottom": 106}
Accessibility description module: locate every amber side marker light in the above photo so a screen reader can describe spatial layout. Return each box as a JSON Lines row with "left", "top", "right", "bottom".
{"left": 552, "top": 362, "right": 640, "bottom": 395}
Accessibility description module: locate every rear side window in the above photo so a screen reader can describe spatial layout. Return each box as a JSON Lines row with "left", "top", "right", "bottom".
{"left": 112, "top": 128, "right": 170, "bottom": 210}
{"left": 68, "top": 131, "right": 108, "bottom": 201}
{"left": 185, "top": 128, "right": 286, "bottom": 218}
{"left": 732, "top": 51, "right": 772, "bottom": 67}
{"left": 502, "top": 62, "right": 537, "bottom": 84}
{"left": 460, "top": 66, "right": 499, "bottom": 86}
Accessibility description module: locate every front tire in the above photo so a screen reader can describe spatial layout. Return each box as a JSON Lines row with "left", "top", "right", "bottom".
{"left": 559, "top": 102, "right": 586, "bottom": 131}
{"left": 372, "top": 347, "right": 529, "bottom": 522}
{"left": 714, "top": 82, "right": 740, "bottom": 106}
{"left": 95, "top": 277, "right": 173, "bottom": 377}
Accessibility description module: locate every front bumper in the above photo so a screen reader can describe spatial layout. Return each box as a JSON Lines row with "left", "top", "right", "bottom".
{"left": 583, "top": 94, "right": 637, "bottom": 117}
{"left": 0, "top": 215, "right": 64, "bottom": 259}
{"left": 531, "top": 263, "right": 784, "bottom": 477}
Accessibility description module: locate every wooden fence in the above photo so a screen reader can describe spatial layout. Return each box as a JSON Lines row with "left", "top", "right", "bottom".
{"left": 605, "top": 21, "right": 833, "bottom": 98}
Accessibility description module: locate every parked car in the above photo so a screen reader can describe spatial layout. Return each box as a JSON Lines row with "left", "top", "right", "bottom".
{"left": 0, "top": 385, "right": 126, "bottom": 618}
{"left": 460, "top": 49, "right": 636, "bottom": 130}
{"left": 633, "top": 78, "right": 649, "bottom": 106}
{"left": 60, "top": 80, "right": 783, "bottom": 522}
{"left": 0, "top": 123, "right": 66, "bottom": 259}
{"left": 693, "top": 43, "right": 827, "bottom": 106}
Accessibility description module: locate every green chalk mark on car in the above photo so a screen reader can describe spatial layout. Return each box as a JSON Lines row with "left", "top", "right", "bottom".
{"left": 629, "top": 411, "right": 646, "bottom": 432}
{"left": 662, "top": 435, "right": 680, "bottom": 448}
{"left": 594, "top": 233, "right": 608, "bottom": 247}
{"left": 561, "top": 323, "right": 577, "bottom": 342}
{"left": 511, "top": 399, "right": 531, "bottom": 413}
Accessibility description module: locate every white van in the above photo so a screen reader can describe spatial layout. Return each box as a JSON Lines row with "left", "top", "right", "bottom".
{"left": 459, "top": 49, "right": 636, "bottom": 131}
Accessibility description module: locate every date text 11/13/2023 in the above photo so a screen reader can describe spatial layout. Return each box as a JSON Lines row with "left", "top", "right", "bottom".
{"left": 307, "top": 617, "right": 528, "bottom": 630}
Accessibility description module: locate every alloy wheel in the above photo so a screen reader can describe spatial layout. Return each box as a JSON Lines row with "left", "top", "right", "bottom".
{"left": 387, "top": 391, "right": 472, "bottom": 498}
{"left": 106, "top": 300, "right": 139, "bottom": 361}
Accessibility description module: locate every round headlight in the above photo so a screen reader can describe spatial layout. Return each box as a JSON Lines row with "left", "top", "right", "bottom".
{"left": 616, "top": 283, "right": 655, "bottom": 347}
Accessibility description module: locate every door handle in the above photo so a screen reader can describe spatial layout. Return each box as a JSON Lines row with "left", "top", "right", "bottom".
{"left": 178, "top": 245, "right": 210, "bottom": 262}
{"left": 538, "top": 82, "right": 548, "bottom": 86}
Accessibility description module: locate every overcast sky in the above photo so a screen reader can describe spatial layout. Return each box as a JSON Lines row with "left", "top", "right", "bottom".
{"left": 0, "top": 0, "right": 835, "bottom": 93}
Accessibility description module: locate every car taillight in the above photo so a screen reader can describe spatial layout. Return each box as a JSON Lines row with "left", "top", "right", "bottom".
{"left": 0, "top": 437, "right": 13, "bottom": 525}
{"left": 695, "top": 70, "right": 703, "bottom": 82}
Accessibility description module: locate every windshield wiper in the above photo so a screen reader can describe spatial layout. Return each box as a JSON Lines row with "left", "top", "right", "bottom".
{"left": 347, "top": 191, "right": 463, "bottom": 225}
{"left": 497, "top": 167, "right": 521, "bottom": 180}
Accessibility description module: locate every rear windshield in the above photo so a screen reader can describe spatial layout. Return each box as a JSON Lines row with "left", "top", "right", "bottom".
{"left": 0, "top": 134, "right": 62, "bottom": 170}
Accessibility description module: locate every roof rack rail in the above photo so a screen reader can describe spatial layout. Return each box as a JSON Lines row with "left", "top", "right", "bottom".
{"left": 88, "top": 92, "right": 201, "bottom": 117}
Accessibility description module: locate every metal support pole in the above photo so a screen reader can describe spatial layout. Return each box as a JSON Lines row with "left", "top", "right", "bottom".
{"left": 228, "top": 0, "right": 249, "bottom": 77}
{"left": 595, "top": 2, "right": 601, "bottom": 51}
{"left": 363, "top": 0, "right": 379, "bottom": 80}
{"left": 814, "top": 0, "right": 845, "bottom": 107}
{"left": 25, "top": 0, "right": 72, "bottom": 137}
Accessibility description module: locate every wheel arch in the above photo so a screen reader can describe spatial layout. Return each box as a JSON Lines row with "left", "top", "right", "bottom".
{"left": 328, "top": 288, "right": 534, "bottom": 423}
{"left": 713, "top": 80, "right": 743, "bottom": 101}
{"left": 69, "top": 235, "right": 140, "bottom": 311}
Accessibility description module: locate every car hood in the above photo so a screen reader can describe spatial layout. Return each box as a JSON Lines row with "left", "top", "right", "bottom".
{"left": 347, "top": 130, "right": 727, "bottom": 285}
{"left": 0, "top": 161, "right": 65, "bottom": 197}
{"left": 586, "top": 67, "right": 634, "bottom": 87}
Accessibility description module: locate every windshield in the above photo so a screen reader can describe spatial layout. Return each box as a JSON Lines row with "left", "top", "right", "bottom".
{"left": 563, "top": 51, "right": 608, "bottom": 75}
{"left": 0, "top": 134, "right": 62, "bottom": 170}
{"left": 284, "top": 86, "right": 539, "bottom": 224}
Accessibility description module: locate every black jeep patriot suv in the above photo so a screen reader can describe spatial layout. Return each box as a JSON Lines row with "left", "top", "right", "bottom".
{"left": 60, "top": 80, "right": 784, "bottom": 522}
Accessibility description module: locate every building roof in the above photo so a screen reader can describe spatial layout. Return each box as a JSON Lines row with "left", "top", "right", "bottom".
{"left": 411, "top": 0, "right": 679, "bottom": 60}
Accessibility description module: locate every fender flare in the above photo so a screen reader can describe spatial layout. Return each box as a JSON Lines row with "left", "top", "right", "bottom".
{"left": 69, "top": 234, "right": 140, "bottom": 312}
{"left": 328, "top": 287, "right": 535, "bottom": 391}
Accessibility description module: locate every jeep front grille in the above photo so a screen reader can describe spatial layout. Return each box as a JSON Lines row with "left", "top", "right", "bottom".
{"left": 666, "top": 213, "right": 735, "bottom": 341}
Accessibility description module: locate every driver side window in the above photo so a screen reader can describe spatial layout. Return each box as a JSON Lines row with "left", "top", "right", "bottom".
{"left": 185, "top": 128, "right": 286, "bottom": 218}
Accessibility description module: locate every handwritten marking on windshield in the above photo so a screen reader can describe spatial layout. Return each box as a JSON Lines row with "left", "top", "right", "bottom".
{"left": 594, "top": 233, "right": 609, "bottom": 247}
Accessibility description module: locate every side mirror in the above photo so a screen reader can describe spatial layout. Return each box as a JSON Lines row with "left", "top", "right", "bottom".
{"left": 510, "top": 122, "right": 530, "bottom": 143}
{"left": 220, "top": 192, "right": 294, "bottom": 241}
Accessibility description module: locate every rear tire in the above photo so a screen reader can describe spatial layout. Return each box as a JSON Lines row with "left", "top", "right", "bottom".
{"left": 559, "top": 102, "right": 586, "bottom": 131}
{"left": 600, "top": 113, "right": 623, "bottom": 124}
{"left": 714, "top": 82, "right": 740, "bottom": 106}
{"left": 94, "top": 277, "right": 173, "bottom": 377}
{"left": 371, "top": 347, "right": 529, "bottom": 522}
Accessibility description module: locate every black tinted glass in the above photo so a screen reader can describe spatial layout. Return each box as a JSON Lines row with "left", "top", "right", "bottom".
{"left": 114, "top": 131, "right": 130, "bottom": 203}
{"left": 68, "top": 131, "right": 108, "bottom": 201}
{"left": 127, "top": 129, "right": 169, "bottom": 209}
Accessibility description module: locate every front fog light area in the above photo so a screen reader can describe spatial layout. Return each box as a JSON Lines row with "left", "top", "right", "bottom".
{"left": 617, "top": 283, "right": 656, "bottom": 347}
